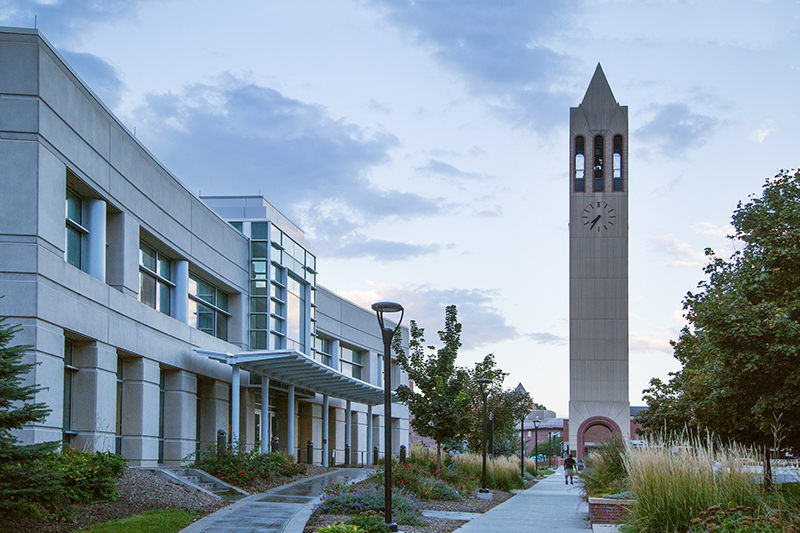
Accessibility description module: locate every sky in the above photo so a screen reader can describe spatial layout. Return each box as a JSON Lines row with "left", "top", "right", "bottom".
{"left": 4, "top": 0, "right": 798, "bottom": 417}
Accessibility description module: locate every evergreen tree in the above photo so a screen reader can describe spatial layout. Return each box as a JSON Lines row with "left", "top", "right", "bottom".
{"left": 0, "top": 315, "right": 61, "bottom": 518}
{"left": 393, "top": 305, "right": 473, "bottom": 470}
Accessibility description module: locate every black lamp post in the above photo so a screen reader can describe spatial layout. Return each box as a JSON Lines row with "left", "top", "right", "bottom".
{"left": 477, "top": 378, "right": 492, "bottom": 492}
{"left": 371, "top": 301, "right": 404, "bottom": 533}
{"left": 532, "top": 418, "right": 541, "bottom": 470}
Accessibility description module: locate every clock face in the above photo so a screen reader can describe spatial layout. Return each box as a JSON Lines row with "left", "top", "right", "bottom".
{"left": 582, "top": 202, "right": 616, "bottom": 233}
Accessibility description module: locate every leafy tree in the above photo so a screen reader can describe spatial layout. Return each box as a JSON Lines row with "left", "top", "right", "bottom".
{"left": 0, "top": 316, "right": 61, "bottom": 518}
{"left": 463, "top": 354, "right": 534, "bottom": 454}
{"left": 393, "top": 305, "right": 473, "bottom": 470}
{"left": 636, "top": 169, "right": 800, "bottom": 484}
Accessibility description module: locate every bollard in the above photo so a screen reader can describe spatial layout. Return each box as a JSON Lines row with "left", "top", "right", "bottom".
{"left": 271, "top": 436, "right": 279, "bottom": 453}
{"left": 345, "top": 444, "right": 351, "bottom": 466}
{"left": 373, "top": 446, "right": 379, "bottom": 465}
{"left": 330, "top": 449, "right": 336, "bottom": 466}
{"left": 217, "top": 429, "right": 226, "bottom": 457}
{"left": 400, "top": 445, "right": 406, "bottom": 464}
{"left": 307, "top": 440, "right": 314, "bottom": 465}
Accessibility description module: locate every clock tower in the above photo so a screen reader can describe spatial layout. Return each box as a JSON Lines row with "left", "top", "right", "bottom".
{"left": 568, "top": 64, "right": 630, "bottom": 459}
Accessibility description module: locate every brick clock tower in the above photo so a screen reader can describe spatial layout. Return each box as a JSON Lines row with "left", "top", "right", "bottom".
{"left": 568, "top": 64, "right": 630, "bottom": 459}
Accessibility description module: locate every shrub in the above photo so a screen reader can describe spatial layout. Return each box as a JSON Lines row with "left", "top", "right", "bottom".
{"left": 319, "top": 484, "right": 423, "bottom": 525}
{"left": 685, "top": 505, "right": 790, "bottom": 533}
{"left": 187, "top": 445, "right": 305, "bottom": 488}
{"left": 45, "top": 447, "right": 127, "bottom": 503}
{"left": 580, "top": 437, "right": 627, "bottom": 497}
{"left": 373, "top": 462, "right": 461, "bottom": 501}
{"left": 345, "top": 514, "right": 391, "bottom": 533}
{"left": 316, "top": 524, "right": 362, "bottom": 533}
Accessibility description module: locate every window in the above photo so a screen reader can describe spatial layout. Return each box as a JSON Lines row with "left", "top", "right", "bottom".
{"left": 286, "top": 276, "right": 306, "bottom": 352}
{"left": 116, "top": 357, "right": 123, "bottom": 455}
{"left": 65, "top": 189, "right": 87, "bottom": 269}
{"left": 340, "top": 345, "right": 363, "bottom": 380}
{"left": 612, "top": 134, "right": 624, "bottom": 192}
{"left": 158, "top": 371, "right": 165, "bottom": 464}
{"left": 593, "top": 135, "right": 604, "bottom": 192}
{"left": 314, "top": 336, "right": 333, "bottom": 366}
{"left": 574, "top": 136, "right": 585, "bottom": 192}
{"left": 139, "top": 243, "right": 173, "bottom": 315}
{"left": 188, "top": 274, "right": 230, "bottom": 341}
{"left": 63, "top": 339, "right": 78, "bottom": 445}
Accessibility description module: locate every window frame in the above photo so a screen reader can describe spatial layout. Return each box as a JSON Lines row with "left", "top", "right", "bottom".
{"left": 593, "top": 135, "right": 605, "bottom": 192}
{"left": 139, "top": 242, "right": 174, "bottom": 316}
{"left": 612, "top": 134, "right": 624, "bottom": 192}
{"left": 188, "top": 273, "right": 231, "bottom": 341}
{"left": 574, "top": 135, "right": 586, "bottom": 193}
{"left": 65, "top": 188, "right": 88, "bottom": 269}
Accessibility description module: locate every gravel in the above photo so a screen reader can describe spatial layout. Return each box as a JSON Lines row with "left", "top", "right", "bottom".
{"left": 0, "top": 468, "right": 228, "bottom": 533}
{"left": 302, "top": 488, "right": 516, "bottom": 533}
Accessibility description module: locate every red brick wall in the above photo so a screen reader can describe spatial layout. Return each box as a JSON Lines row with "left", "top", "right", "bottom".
{"left": 589, "top": 499, "right": 634, "bottom": 524}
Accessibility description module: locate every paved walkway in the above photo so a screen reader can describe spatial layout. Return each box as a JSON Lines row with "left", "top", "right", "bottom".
{"left": 452, "top": 468, "right": 591, "bottom": 532}
{"left": 181, "top": 468, "right": 373, "bottom": 533}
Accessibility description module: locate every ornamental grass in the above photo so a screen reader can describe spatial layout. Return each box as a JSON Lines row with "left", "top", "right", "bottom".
{"left": 620, "top": 435, "right": 766, "bottom": 533}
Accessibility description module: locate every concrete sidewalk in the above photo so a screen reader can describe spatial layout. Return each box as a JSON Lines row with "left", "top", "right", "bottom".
{"left": 452, "top": 468, "right": 591, "bottom": 532}
{"left": 181, "top": 468, "right": 373, "bottom": 533}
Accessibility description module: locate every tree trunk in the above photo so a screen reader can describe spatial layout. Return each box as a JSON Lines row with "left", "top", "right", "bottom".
{"left": 436, "top": 442, "right": 442, "bottom": 472}
{"left": 764, "top": 443, "right": 773, "bottom": 490}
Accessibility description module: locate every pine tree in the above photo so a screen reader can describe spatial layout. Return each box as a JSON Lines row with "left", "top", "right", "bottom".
{"left": 0, "top": 316, "right": 61, "bottom": 519}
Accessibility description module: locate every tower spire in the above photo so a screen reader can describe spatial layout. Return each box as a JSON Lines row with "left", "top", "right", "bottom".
{"left": 578, "top": 64, "right": 619, "bottom": 130}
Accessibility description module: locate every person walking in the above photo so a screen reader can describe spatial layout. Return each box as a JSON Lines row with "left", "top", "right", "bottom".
{"left": 564, "top": 454, "right": 577, "bottom": 485}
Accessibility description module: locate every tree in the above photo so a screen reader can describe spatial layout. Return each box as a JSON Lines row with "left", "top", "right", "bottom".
{"left": 463, "top": 354, "right": 534, "bottom": 454}
{"left": 0, "top": 315, "right": 61, "bottom": 518}
{"left": 636, "top": 169, "right": 800, "bottom": 483}
{"left": 393, "top": 305, "right": 473, "bottom": 470}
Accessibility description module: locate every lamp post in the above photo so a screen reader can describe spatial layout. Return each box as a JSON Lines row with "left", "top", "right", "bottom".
{"left": 520, "top": 416, "right": 525, "bottom": 478}
{"left": 532, "top": 418, "right": 541, "bottom": 470}
{"left": 371, "top": 301, "right": 404, "bottom": 533}
{"left": 477, "top": 378, "right": 492, "bottom": 492}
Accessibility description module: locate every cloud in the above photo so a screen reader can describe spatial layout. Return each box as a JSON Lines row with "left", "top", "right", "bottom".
{"left": 129, "top": 74, "right": 447, "bottom": 258}
{"left": 636, "top": 103, "right": 719, "bottom": 157}
{"left": 368, "top": 0, "right": 579, "bottom": 130}
{"left": 748, "top": 119, "right": 775, "bottom": 144}
{"left": 61, "top": 51, "right": 125, "bottom": 109}
{"left": 330, "top": 237, "right": 444, "bottom": 262}
{"left": 630, "top": 333, "right": 672, "bottom": 353}
{"left": 416, "top": 159, "right": 487, "bottom": 181}
{"left": 525, "top": 332, "right": 566, "bottom": 345}
{"left": 648, "top": 234, "right": 706, "bottom": 268}
{"left": 338, "top": 282, "right": 518, "bottom": 351}
{"left": 0, "top": 0, "right": 153, "bottom": 42}
{"left": 474, "top": 205, "right": 502, "bottom": 218}
{"left": 690, "top": 222, "right": 730, "bottom": 239}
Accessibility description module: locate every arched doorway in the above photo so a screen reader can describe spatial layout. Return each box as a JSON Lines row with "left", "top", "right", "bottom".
{"left": 576, "top": 416, "right": 622, "bottom": 460}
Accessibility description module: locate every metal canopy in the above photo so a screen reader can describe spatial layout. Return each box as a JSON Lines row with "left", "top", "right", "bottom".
{"left": 195, "top": 348, "right": 391, "bottom": 406}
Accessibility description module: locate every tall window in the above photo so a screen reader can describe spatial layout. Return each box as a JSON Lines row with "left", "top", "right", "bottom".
{"left": 188, "top": 274, "right": 229, "bottom": 341}
{"left": 593, "top": 135, "right": 604, "bottom": 192}
{"left": 286, "top": 275, "right": 306, "bottom": 352}
{"left": 158, "top": 370, "right": 165, "bottom": 464}
{"left": 340, "top": 345, "right": 363, "bottom": 380}
{"left": 65, "top": 189, "right": 87, "bottom": 269}
{"left": 613, "top": 134, "right": 624, "bottom": 192}
{"left": 116, "top": 357, "right": 123, "bottom": 455}
{"left": 314, "top": 336, "right": 333, "bottom": 366}
{"left": 63, "top": 339, "right": 78, "bottom": 446}
{"left": 574, "top": 135, "right": 585, "bottom": 192}
{"left": 139, "top": 243, "right": 172, "bottom": 315}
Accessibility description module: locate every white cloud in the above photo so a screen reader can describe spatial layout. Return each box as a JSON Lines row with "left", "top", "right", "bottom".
{"left": 690, "top": 222, "right": 730, "bottom": 239}
{"left": 630, "top": 333, "right": 672, "bottom": 353}
{"left": 648, "top": 234, "right": 706, "bottom": 268}
{"left": 748, "top": 119, "right": 775, "bottom": 144}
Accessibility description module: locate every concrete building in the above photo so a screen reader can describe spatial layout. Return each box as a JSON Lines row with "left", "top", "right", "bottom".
{"left": 0, "top": 26, "right": 409, "bottom": 466}
{"left": 568, "top": 64, "right": 630, "bottom": 459}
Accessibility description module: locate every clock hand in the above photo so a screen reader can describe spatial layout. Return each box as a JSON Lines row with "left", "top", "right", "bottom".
{"left": 590, "top": 214, "right": 601, "bottom": 229}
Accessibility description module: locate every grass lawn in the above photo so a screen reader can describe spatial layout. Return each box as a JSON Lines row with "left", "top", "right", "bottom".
{"left": 76, "top": 509, "right": 204, "bottom": 533}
